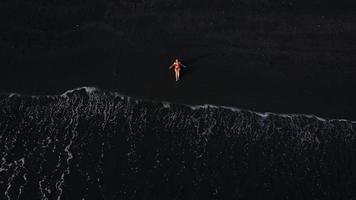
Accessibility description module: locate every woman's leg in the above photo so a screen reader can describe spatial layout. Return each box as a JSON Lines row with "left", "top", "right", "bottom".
{"left": 174, "top": 69, "right": 178, "bottom": 81}
{"left": 176, "top": 70, "right": 180, "bottom": 81}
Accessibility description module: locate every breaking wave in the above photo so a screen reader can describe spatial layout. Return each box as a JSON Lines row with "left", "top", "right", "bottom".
{"left": 3, "top": 86, "right": 356, "bottom": 123}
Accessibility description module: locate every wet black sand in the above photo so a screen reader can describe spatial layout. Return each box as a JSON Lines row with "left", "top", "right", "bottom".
{"left": 1, "top": 8, "right": 356, "bottom": 120}
{"left": 1, "top": 2, "right": 356, "bottom": 199}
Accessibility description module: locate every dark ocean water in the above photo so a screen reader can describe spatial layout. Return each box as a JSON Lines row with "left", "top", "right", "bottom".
{"left": 0, "top": 87, "right": 355, "bottom": 200}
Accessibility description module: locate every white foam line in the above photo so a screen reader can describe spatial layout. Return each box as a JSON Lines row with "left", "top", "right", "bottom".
{"left": 4, "top": 86, "right": 356, "bottom": 123}
{"left": 162, "top": 102, "right": 171, "bottom": 108}
{"left": 60, "top": 86, "right": 98, "bottom": 98}
{"left": 8, "top": 93, "right": 20, "bottom": 98}
{"left": 188, "top": 103, "right": 355, "bottom": 123}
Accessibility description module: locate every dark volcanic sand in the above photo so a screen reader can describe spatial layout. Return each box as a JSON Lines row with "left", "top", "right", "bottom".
{"left": 1, "top": 14, "right": 356, "bottom": 120}
{"left": 1, "top": 3, "right": 356, "bottom": 199}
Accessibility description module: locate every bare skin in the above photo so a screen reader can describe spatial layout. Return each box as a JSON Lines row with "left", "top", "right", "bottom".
{"left": 169, "top": 59, "right": 187, "bottom": 81}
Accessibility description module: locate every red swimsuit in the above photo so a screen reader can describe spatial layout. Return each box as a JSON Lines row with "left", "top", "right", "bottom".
{"left": 174, "top": 61, "right": 181, "bottom": 70}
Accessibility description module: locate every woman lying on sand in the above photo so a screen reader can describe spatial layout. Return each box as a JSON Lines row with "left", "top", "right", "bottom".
{"left": 169, "top": 58, "right": 187, "bottom": 81}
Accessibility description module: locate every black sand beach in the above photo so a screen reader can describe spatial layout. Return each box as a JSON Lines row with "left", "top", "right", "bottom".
{"left": 1, "top": 1, "right": 356, "bottom": 199}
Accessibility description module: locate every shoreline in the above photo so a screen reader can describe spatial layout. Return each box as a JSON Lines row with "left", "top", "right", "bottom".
{"left": 2, "top": 86, "right": 356, "bottom": 123}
